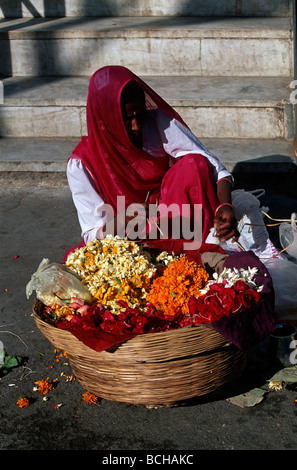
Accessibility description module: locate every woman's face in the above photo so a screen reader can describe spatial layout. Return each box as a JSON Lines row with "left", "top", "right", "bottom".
{"left": 122, "top": 97, "right": 147, "bottom": 149}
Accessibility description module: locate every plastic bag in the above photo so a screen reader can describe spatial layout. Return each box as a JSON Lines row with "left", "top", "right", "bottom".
{"left": 206, "top": 189, "right": 279, "bottom": 259}
{"left": 279, "top": 213, "right": 297, "bottom": 260}
{"left": 232, "top": 188, "right": 265, "bottom": 220}
{"left": 26, "top": 258, "right": 92, "bottom": 307}
{"left": 262, "top": 256, "right": 297, "bottom": 321}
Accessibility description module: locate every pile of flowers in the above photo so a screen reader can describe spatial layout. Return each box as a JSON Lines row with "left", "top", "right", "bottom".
{"left": 64, "top": 237, "right": 165, "bottom": 314}
{"left": 146, "top": 255, "right": 209, "bottom": 317}
{"left": 34, "top": 236, "right": 264, "bottom": 339}
{"left": 187, "top": 274, "right": 262, "bottom": 326}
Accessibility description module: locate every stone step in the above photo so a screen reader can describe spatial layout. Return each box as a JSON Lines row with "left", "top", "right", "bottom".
{"left": 0, "top": 16, "right": 293, "bottom": 77}
{"left": 0, "top": 76, "right": 294, "bottom": 139}
{"left": 0, "top": 0, "right": 293, "bottom": 18}
{"left": 0, "top": 137, "right": 295, "bottom": 176}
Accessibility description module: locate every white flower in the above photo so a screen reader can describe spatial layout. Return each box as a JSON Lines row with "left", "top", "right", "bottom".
{"left": 64, "top": 236, "right": 170, "bottom": 314}
{"left": 268, "top": 381, "right": 283, "bottom": 391}
{"left": 209, "top": 267, "right": 263, "bottom": 292}
{"left": 156, "top": 251, "right": 181, "bottom": 266}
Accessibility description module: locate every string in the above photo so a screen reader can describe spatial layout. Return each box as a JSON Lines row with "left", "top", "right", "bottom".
{"left": 237, "top": 211, "right": 292, "bottom": 228}
{"left": 261, "top": 210, "right": 292, "bottom": 223}
{"left": 216, "top": 211, "right": 296, "bottom": 259}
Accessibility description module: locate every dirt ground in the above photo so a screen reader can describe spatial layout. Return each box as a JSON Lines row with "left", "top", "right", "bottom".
{"left": 1, "top": 173, "right": 297, "bottom": 453}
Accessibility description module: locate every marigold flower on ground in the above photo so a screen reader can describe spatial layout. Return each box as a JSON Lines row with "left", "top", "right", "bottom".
{"left": 34, "top": 377, "right": 54, "bottom": 394}
{"left": 83, "top": 391, "right": 99, "bottom": 404}
{"left": 268, "top": 381, "right": 283, "bottom": 391}
{"left": 17, "top": 397, "right": 30, "bottom": 408}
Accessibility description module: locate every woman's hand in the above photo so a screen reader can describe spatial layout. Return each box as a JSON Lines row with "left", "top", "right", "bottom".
{"left": 124, "top": 202, "right": 150, "bottom": 238}
{"left": 101, "top": 202, "right": 150, "bottom": 239}
{"left": 213, "top": 204, "right": 239, "bottom": 242}
{"left": 125, "top": 202, "right": 149, "bottom": 227}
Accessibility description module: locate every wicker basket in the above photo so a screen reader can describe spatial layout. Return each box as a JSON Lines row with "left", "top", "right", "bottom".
{"left": 33, "top": 298, "right": 247, "bottom": 407}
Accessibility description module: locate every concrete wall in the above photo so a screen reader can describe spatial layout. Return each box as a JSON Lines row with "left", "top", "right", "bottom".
{"left": 0, "top": 0, "right": 294, "bottom": 18}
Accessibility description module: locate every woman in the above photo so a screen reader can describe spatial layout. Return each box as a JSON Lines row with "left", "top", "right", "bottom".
{"left": 66, "top": 65, "right": 238, "bottom": 257}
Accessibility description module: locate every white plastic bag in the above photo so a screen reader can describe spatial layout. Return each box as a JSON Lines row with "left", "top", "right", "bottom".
{"left": 262, "top": 256, "right": 297, "bottom": 321}
{"left": 232, "top": 189, "right": 279, "bottom": 259}
{"left": 279, "top": 213, "right": 297, "bottom": 259}
{"left": 26, "top": 258, "right": 92, "bottom": 307}
{"left": 232, "top": 188, "right": 265, "bottom": 219}
{"left": 206, "top": 189, "right": 279, "bottom": 259}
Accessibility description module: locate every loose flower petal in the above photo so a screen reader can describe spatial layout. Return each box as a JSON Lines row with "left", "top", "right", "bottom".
{"left": 268, "top": 381, "right": 283, "bottom": 391}
{"left": 17, "top": 397, "right": 30, "bottom": 408}
{"left": 34, "top": 377, "right": 54, "bottom": 394}
{"left": 83, "top": 391, "right": 99, "bottom": 404}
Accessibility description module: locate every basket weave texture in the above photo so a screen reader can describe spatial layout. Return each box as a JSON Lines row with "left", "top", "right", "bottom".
{"left": 33, "top": 298, "right": 246, "bottom": 407}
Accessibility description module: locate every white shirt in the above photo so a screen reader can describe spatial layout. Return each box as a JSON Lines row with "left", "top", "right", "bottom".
{"left": 67, "top": 109, "right": 232, "bottom": 243}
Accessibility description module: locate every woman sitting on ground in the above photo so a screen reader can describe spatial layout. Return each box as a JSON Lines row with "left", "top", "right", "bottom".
{"left": 66, "top": 65, "right": 238, "bottom": 257}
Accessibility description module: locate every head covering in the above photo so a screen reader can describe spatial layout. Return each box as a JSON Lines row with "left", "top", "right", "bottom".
{"left": 70, "top": 65, "right": 187, "bottom": 211}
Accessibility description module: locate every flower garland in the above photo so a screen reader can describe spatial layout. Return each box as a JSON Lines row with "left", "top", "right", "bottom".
{"left": 187, "top": 279, "right": 261, "bottom": 325}
{"left": 146, "top": 256, "right": 209, "bottom": 317}
{"left": 64, "top": 236, "right": 174, "bottom": 314}
{"left": 184, "top": 266, "right": 263, "bottom": 325}
{"left": 35, "top": 237, "right": 264, "bottom": 339}
{"left": 209, "top": 266, "right": 264, "bottom": 292}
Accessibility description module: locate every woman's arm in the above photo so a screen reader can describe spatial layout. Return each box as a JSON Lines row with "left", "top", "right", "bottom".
{"left": 67, "top": 158, "right": 107, "bottom": 243}
{"left": 214, "top": 178, "right": 239, "bottom": 242}
{"left": 68, "top": 159, "right": 150, "bottom": 241}
{"left": 155, "top": 113, "right": 239, "bottom": 242}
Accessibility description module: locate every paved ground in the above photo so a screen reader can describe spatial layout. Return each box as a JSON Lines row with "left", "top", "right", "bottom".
{"left": 1, "top": 171, "right": 297, "bottom": 453}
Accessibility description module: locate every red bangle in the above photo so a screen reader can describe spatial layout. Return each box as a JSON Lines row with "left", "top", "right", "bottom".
{"left": 215, "top": 203, "right": 233, "bottom": 215}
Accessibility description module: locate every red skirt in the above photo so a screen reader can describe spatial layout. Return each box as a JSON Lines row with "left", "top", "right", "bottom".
{"left": 63, "top": 153, "right": 220, "bottom": 262}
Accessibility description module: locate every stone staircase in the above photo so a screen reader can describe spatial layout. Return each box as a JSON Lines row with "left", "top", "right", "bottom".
{"left": 0, "top": 0, "right": 296, "bottom": 190}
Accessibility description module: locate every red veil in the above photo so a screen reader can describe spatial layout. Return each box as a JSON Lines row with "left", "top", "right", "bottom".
{"left": 70, "top": 65, "right": 187, "bottom": 210}
{"left": 67, "top": 65, "right": 221, "bottom": 256}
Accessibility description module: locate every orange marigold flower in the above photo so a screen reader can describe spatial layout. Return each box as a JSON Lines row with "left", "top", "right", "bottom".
{"left": 147, "top": 256, "right": 209, "bottom": 317}
{"left": 51, "top": 304, "right": 76, "bottom": 320}
{"left": 83, "top": 391, "right": 99, "bottom": 404}
{"left": 17, "top": 397, "right": 30, "bottom": 408}
{"left": 34, "top": 377, "right": 54, "bottom": 394}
